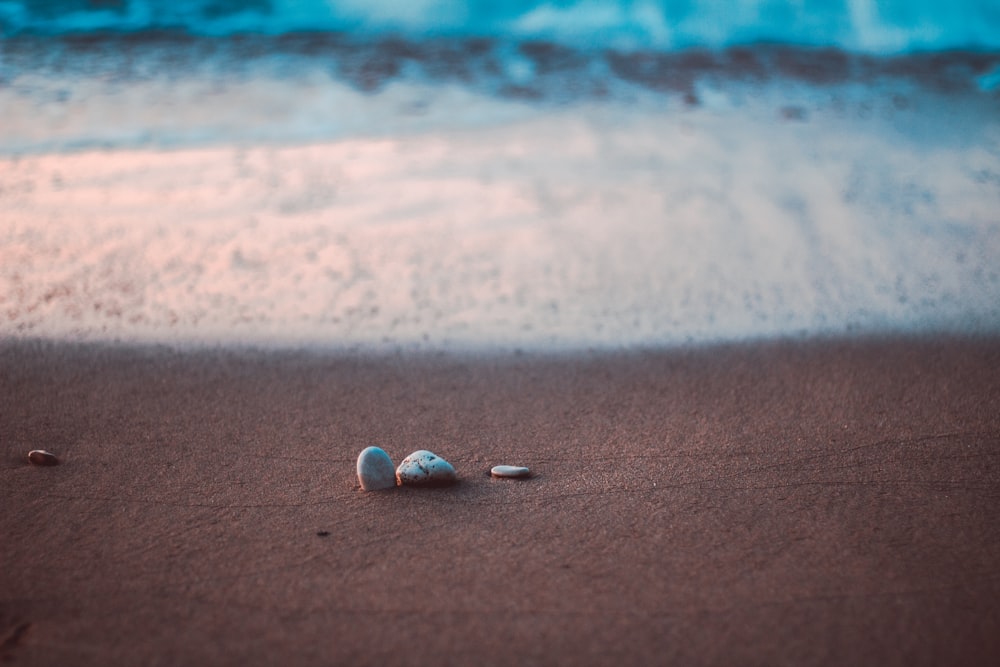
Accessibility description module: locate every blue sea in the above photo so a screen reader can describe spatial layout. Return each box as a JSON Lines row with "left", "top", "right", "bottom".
{"left": 1, "top": 1, "right": 999, "bottom": 349}
{"left": 3, "top": 0, "right": 1000, "bottom": 52}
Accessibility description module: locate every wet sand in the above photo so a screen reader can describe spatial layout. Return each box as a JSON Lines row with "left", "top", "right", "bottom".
{"left": 2, "top": 335, "right": 999, "bottom": 665}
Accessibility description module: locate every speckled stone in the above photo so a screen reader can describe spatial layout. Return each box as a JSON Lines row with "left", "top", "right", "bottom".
{"left": 395, "top": 450, "right": 457, "bottom": 486}
{"left": 27, "top": 450, "right": 59, "bottom": 466}
{"left": 490, "top": 465, "right": 530, "bottom": 478}
{"left": 356, "top": 446, "right": 397, "bottom": 491}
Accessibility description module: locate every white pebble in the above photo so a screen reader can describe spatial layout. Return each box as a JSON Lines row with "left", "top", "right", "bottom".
{"left": 27, "top": 450, "right": 59, "bottom": 466}
{"left": 491, "top": 465, "right": 530, "bottom": 479}
{"left": 356, "top": 446, "right": 397, "bottom": 491}
{"left": 395, "top": 450, "right": 457, "bottom": 486}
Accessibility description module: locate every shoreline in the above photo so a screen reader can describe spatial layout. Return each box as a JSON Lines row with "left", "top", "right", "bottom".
{"left": 4, "top": 36, "right": 999, "bottom": 157}
{"left": 3, "top": 334, "right": 999, "bottom": 665}
{"left": 5, "top": 41, "right": 998, "bottom": 351}
{"left": 4, "top": 102, "right": 998, "bottom": 348}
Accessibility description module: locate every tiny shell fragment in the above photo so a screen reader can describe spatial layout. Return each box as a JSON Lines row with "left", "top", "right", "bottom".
{"left": 490, "top": 465, "right": 530, "bottom": 478}
{"left": 27, "top": 450, "right": 59, "bottom": 466}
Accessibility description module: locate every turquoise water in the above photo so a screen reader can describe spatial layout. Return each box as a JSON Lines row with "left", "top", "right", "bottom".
{"left": 2, "top": 0, "right": 999, "bottom": 53}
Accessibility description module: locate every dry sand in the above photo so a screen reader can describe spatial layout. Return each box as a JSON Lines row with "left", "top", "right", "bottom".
{"left": 2, "top": 335, "right": 999, "bottom": 665}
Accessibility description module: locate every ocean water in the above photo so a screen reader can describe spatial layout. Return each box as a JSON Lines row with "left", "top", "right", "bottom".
{"left": 3, "top": 0, "right": 1000, "bottom": 52}
{"left": 1, "top": 1, "right": 999, "bottom": 350}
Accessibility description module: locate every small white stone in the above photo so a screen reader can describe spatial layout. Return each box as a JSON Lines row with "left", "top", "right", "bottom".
{"left": 356, "top": 447, "right": 396, "bottom": 491}
{"left": 395, "top": 450, "right": 457, "bottom": 486}
{"left": 491, "top": 465, "right": 530, "bottom": 479}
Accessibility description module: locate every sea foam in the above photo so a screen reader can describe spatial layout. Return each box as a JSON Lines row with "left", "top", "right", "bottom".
{"left": 1, "top": 3, "right": 998, "bottom": 351}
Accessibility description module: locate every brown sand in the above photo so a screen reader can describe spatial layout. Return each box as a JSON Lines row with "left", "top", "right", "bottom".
{"left": 2, "top": 336, "right": 999, "bottom": 666}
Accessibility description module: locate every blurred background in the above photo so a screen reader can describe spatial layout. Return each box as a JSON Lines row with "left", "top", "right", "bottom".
{"left": 2, "top": 1, "right": 999, "bottom": 349}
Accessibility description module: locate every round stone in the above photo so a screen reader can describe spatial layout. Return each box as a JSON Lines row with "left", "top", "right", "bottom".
{"left": 490, "top": 465, "right": 530, "bottom": 479}
{"left": 356, "top": 446, "right": 397, "bottom": 491}
{"left": 395, "top": 450, "right": 457, "bottom": 486}
{"left": 27, "top": 450, "right": 59, "bottom": 466}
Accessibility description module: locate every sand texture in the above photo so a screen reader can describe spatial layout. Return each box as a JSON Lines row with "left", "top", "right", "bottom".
{"left": 2, "top": 336, "right": 999, "bottom": 665}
